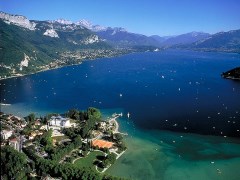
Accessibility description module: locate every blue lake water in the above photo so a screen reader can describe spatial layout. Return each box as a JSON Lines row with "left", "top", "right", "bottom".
{"left": 1, "top": 50, "right": 240, "bottom": 179}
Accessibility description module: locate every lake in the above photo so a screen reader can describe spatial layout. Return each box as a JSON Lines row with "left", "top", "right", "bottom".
{"left": 1, "top": 50, "right": 240, "bottom": 179}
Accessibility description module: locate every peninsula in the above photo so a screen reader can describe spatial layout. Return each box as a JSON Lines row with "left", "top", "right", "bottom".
{"left": 0, "top": 108, "right": 127, "bottom": 179}
{"left": 221, "top": 67, "right": 240, "bottom": 80}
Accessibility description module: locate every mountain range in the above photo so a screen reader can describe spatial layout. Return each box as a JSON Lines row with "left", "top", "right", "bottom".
{"left": 189, "top": 30, "right": 240, "bottom": 52}
{"left": 75, "top": 19, "right": 213, "bottom": 48}
{"left": 0, "top": 12, "right": 151, "bottom": 79}
{"left": 0, "top": 11, "right": 239, "bottom": 79}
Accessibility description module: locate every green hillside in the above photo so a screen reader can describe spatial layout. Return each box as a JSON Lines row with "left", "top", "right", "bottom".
{"left": 0, "top": 20, "right": 112, "bottom": 79}
{"left": 190, "top": 30, "right": 240, "bottom": 53}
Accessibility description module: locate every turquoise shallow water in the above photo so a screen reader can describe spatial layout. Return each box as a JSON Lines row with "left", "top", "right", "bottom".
{"left": 3, "top": 105, "right": 239, "bottom": 179}
{"left": 106, "top": 112, "right": 240, "bottom": 180}
{"left": 1, "top": 50, "right": 240, "bottom": 179}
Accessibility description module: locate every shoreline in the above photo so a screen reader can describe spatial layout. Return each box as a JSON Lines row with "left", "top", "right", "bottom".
{"left": 0, "top": 61, "right": 84, "bottom": 81}
{"left": 109, "top": 117, "right": 120, "bottom": 134}
{"left": 0, "top": 50, "right": 137, "bottom": 81}
{"left": 223, "top": 76, "right": 240, "bottom": 80}
{"left": 108, "top": 114, "right": 128, "bottom": 135}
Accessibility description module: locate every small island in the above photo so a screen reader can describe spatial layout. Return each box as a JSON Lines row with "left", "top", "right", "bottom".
{"left": 0, "top": 107, "right": 127, "bottom": 180}
{"left": 221, "top": 67, "right": 240, "bottom": 80}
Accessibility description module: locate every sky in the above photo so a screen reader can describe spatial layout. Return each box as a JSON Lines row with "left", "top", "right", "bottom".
{"left": 0, "top": 0, "right": 240, "bottom": 36}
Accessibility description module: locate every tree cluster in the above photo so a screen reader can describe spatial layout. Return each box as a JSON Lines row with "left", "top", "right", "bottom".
{"left": 67, "top": 107, "right": 101, "bottom": 121}
{"left": 65, "top": 108, "right": 102, "bottom": 138}
{"left": 24, "top": 146, "right": 122, "bottom": 180}
{"left": 40, "top": 129, "right": 53, "bottom": 152}
{"left": 1, "top": 146, "right": 30, "bottom": 180}
{"left": 50, "top": 136, "right": 82, "bottom": 161}
{"left": 99, "top": 153, "right": 117, "bottom": 168}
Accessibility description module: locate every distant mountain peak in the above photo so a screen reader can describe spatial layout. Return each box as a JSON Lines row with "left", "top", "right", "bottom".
{"left": 76, "top": 19, "right": 92, "bottom": 28}
{"left": 0, "top": 11, "right": 36, "bottom": 30}
{"left": 54, "top": 18, "right": 73, "bottom": 25}
{"left": 76, "top": 19, "right": 107, "bottom": 32}
{"left": 112, "top": 27, "right": 127, "bottom": 32}
{"left": 75, "top": 19, "right": 127, "bottom": 33}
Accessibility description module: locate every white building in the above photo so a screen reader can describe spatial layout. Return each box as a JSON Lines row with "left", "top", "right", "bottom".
{"left": 1, "top": 130, "right": 13, "bottom": 140}
{"left": 49, "top": 115, "right": 70, "bottom": 128}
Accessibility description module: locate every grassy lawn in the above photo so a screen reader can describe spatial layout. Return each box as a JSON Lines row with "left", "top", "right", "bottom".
{"left": 74, "top": 151, "right": 105, "bottom": 169}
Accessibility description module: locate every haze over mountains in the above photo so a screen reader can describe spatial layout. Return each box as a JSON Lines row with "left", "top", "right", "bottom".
{"left": 0, "top": 11, "right": 240, "bottom": 79}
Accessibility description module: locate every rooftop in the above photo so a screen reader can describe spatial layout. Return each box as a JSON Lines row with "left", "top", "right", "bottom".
{"left": 9, "top": 138, "right": 18, "bottom": 142}
{"left": 92, "top": 139, "right": 114, "bottom": 149}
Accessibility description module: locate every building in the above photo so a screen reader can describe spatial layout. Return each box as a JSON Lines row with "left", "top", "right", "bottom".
{"left": 1, "top": 130, "right": 13, "bottom": 140}
{"left": 21, "top": 120, "right": 27, "bottom": 128}
{"left": 29, "top": 130, "right": 43, "bottom": 140}
{"left": 49, "top": 115, "right": 70, "bottom": 128}
{"left": 9, "top": 138, "right": 21, "bottom": 151}
{"left": 34, "top": 120, "right": 41, "bottom": 126}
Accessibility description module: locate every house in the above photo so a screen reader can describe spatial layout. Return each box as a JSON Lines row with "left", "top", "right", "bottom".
{"left": 49, "top": 115, "right": 70, "bottom": 128}
{"left": 7, "top": 115, "right": 21, "bottom": 121}
{"left": 1, "top": 130, "right": 13, "bottom": 140}
{"left": 99, "top": 121, "right": 111, "bottom": 131}
{"left": 29, "top": 130, "right": 43, "bottom": 140}
{"left": 92, "top": 139, "right": 114, "bottom": 149}
{"left": 9, "top": 138, "right": 20, "bottom": 151}
{"left": 92, "top": 130, "right": 102, "bottom": 138}
{"left": 21, "top": 120, "right": 27, "bottom": 128}
{"left": 35, "top": 120, "right": 41, "bottom": 126}
{"left": 7, "top": 115, "right": 25, "bottom": 128}
{"left": 32, "top": 119, "right": 41, "bottom": 128}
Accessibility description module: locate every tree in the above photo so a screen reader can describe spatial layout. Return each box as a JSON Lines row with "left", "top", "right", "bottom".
{"left": 42, "top": 116, "right": 48, "bottom": 124}
{"left": 87, "top": 107, "right": 101, "bottom": 120}
{"left": 107, "top": 153, "right": 117, "bottom": 164}
{"left": 117, "top": 142, "right": 127, "bottom": 152}
{"left": 79, "top": 111, "right": 85, "bottom": 121}
{"left": 102, "top": 147, "right": 110, "bottom": 154}
{"left": 81, "top": 126, "right": 89, "bottom": 138}
{"left": 73, "top": 136, "right": 82, "bottom": 147}
{"left": 82, "top": 142, "right": 90, "bottom": 151}
{"left": 24, "top": 113, "right": 35, "bottom": 123}
{"left": 67, "top": 109, "right": 80, "bottom": 120}
{"left": 114, "top": 133, "right": 123, "bottom": 142}
{"left": 99, "top": 160, "right": 108, "bottom": 168}
{"left": 40, "top": 129, "right": 53, "bottom": 152}
{"left": 62, "top": 127, "right": 78, "bottom": 139}
{"left": 1, "top": 146, "right": 30, "bottom": 179}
